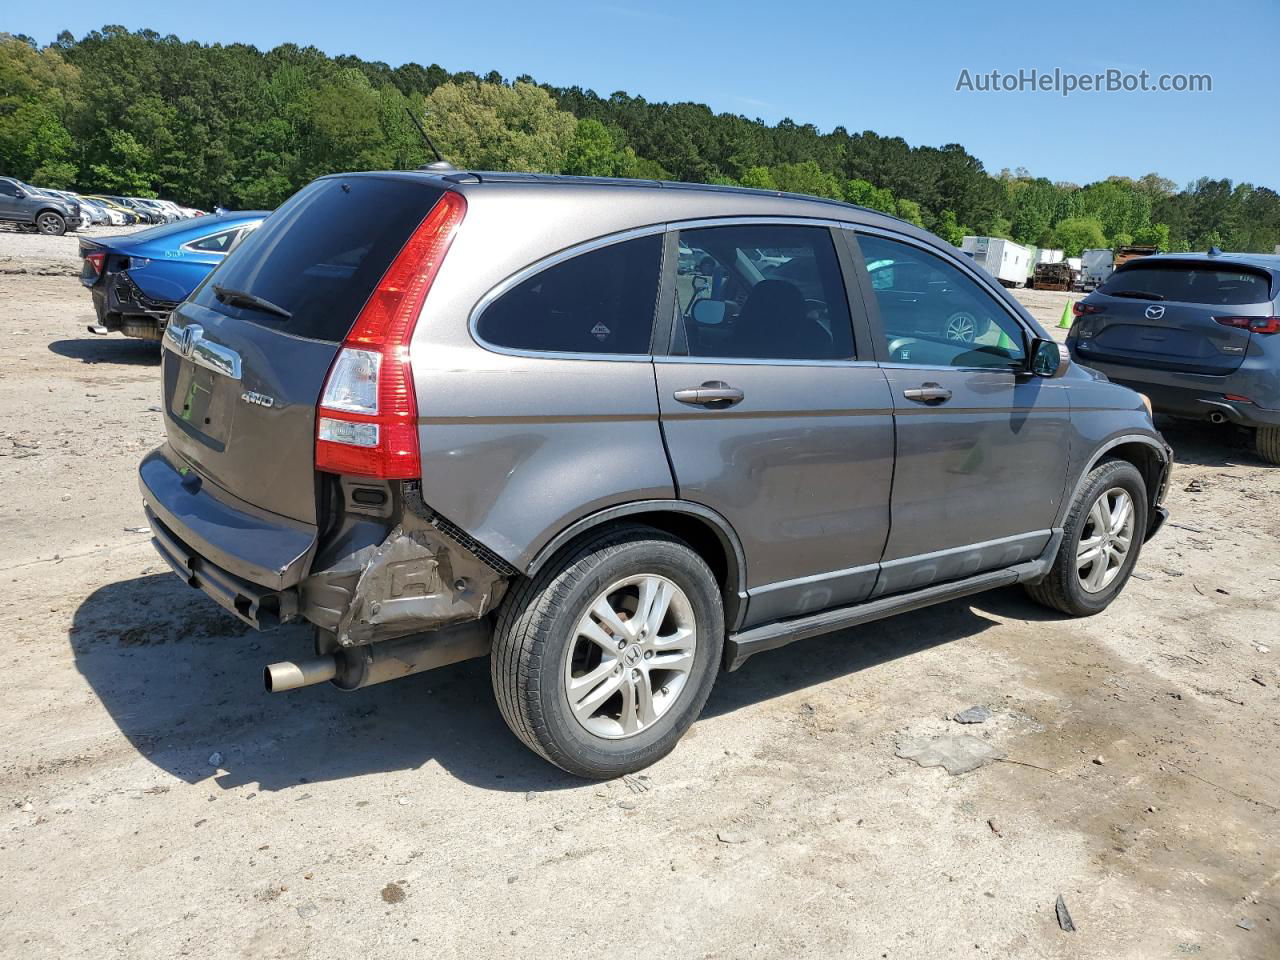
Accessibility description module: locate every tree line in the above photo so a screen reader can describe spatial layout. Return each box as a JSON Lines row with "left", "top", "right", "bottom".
{"left": 3, "top": 26, "right": 1278, "bottom": 256}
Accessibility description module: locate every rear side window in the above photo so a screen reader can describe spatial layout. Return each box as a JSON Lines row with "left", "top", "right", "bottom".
{"left": 192, "top": 177, "right": 445, "bottom": 342}
{"left": 186, "top": 228, "right": 240, "bottom": 253}
{"left": 1100, "top": 263, "right": 1272, "bottom": 305}
{"left": 476, "top": 235, "right": 662, "bottom": 354}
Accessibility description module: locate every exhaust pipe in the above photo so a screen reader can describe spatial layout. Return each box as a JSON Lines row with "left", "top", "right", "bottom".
{"left": 1208, "top": 411, "right": 1227, "bottom": 424}
{"left": 264, "top": 621, "right": 490, "bottom": 694}
{"left": 264, "top": 655, "right": 338, "bottom": 693}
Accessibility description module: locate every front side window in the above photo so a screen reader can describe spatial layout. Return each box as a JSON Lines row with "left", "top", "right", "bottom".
{"left": 858, "top": 234, "right": 1026, "bottom": 369}
{"left": 476, "top": 234, "right": 662, "bottom": 355}
{"left": 674, "top": 224, "right": 854, "bottom": 361}
{"left": 0, "top": 180, "right": 21, "bottom": 197}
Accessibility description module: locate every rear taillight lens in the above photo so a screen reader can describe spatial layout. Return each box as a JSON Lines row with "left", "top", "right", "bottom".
{"left": 1073, "top": 301, "right": 1104, "bottom": 317}
{"left": 315, "top": 190, "right": 466, "bottom": 479}
{"left": 1214, "top": 316, "right": 1280, "bottom": 334}
{"left": 85, "top": 251, "right": 105, "bottom": 276}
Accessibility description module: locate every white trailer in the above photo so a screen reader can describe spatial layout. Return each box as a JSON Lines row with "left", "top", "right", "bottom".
{"left": 1034, "top": 248, "right": 1065, "bottom": 266}
{"left": 1081, "top": 248, "right": 1114, "bottom": 290}
{"left": 961, "top": 236, "right": 1031, "bottom": 287}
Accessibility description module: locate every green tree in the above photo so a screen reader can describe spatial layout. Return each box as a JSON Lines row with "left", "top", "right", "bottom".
{"left": 739, "top": 165, "right": 777, "bottom": 190}
{"left": 0, "top": 35, "right": 81, "bottom": 183}
{"left": 1051, "top": 217, "right": 1108, "bottom": 257}
{"left": 564, "top": 118, "right": 623, "bottom": 177}
{"left": 894, "top": 197, "right": 925, "bottom": 227}
{"left": 1133, "top": 222, "right": 1170, "bottom": 251}
{"left": 844, "top": 178, "right": 895, "bottom": 213}
{"left": 423, "top": 80, "right": 577, "bottom": 173}
{"left": 935, "top": 209, "right": 967, "bottom": 247}
{"left": 771, "top": 160, "right": 841, "bottom": 199}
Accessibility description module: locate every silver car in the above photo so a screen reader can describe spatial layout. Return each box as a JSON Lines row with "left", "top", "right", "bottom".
{"left": 139, "top": 171, "right": 1172, "bottom": 777}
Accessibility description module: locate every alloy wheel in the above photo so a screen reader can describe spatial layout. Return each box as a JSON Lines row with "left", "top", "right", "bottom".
{"left": 36, "top": 213, "right": 63, "bottom": 235}
{"left": 944, "top": 311, "right": 977, "bottom": 343}
{"left": 563, "top": 574, "right": 697, "bottom": 739}
{"left": 1076, "top": 487, "right": 1135, "bottom": 593}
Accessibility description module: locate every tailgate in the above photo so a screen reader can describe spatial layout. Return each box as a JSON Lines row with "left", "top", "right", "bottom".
{"left": 1079, "top": 298, "right": 1250, "bottom": 376}
{"left": 1077, "top": 261, "right": 1273, "bottom": 376}
{"left": 158, "top": 175, "right": 447, "bottom": 526}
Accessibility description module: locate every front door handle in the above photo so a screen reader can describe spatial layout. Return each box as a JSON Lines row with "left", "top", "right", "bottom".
{"left": 673, "top": 381, "right": 744, "bottom": 408}
{"left": 903, "top": 383, "right": 952, "bottom": 405}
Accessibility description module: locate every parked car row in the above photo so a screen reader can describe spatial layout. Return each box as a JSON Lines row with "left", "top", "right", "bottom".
{"left": 0, "top": 174, "right": 207, "bottom": 234}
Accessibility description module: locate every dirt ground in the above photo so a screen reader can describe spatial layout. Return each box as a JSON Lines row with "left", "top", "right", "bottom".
{"left": 0, "top": 245, "right": 1276, "bottom": 960}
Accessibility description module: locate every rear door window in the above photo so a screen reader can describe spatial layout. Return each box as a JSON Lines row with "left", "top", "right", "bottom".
{"left": 1100, "top": 263, "right": 1272, "bottom": 305}
{"left": 674, "top": 224, "right": 854, "bottom": 360}
{"left": 476, "top": 234, "right": 662, "bottom": 354}
{"left": 190, "top": 176, "right": 445, "bottom": 342}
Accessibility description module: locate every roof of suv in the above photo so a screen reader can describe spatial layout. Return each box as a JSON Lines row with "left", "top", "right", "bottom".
{"left": 1135, "top": 251, "right": 1280, "bottom": 275}
{"left": 332, "top": 169, "right": 932, "bottom": 242}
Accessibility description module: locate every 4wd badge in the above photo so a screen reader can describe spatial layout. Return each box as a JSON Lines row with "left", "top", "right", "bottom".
{"left": 590, "top": 322, "right": 611, "bottom": 341}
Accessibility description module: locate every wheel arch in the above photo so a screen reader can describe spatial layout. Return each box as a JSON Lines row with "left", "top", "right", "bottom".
{"left": 525, "top": 500, "right": 749, "bottom": 631}
{"left": 1069, "top": 434, "right": 1171, "bottom": 528}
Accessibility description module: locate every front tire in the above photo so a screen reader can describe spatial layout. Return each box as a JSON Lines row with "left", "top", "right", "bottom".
{"left": 491, "top": 525, "right": 723, "bottom": 779}
{"left": 36, "top": 211, "right": 66, "bottom": 236}
{"left": 1024, "top": 459, "right": 1148, "bottom": 617}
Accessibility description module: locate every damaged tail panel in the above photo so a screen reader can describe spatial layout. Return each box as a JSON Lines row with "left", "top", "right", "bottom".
{"left": 299, "top": 486, "right": 511, "bottom": 647}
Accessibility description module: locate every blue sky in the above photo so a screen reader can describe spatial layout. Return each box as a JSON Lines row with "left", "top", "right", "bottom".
{"left": 13, "top": 0, "right": 1277, "bottom": 189}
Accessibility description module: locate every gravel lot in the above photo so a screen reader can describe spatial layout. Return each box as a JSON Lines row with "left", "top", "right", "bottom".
{"left": 0, "top": 239, "right": 1276, "bottom": 959}
{"left": 0, "top": 223, "right": 148, "bottom": 274}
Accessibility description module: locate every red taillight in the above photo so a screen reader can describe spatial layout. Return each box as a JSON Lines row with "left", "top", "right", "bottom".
{"left": 85, "top": 251, "right": 105, "bottom": 276}
{"left": 315, "top": 191, "right": 467, "bottom": 479}
{"left": 1214, "top": 315, "right": 1280, "bottom": 334}
{"left": 1073, "top": 301, "right": 1104, "bottom": 317}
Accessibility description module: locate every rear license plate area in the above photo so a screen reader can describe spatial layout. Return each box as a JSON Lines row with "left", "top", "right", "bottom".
{"left": 170, "top": 359, "right": 236, "bottom": 449}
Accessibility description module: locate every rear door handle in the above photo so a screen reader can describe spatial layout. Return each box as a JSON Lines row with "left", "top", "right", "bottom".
{"left": 673, "top": 381, "right": 745, "bottom": 408}
{"left": 903, "top": 383, "right": 952, "bottom": 405}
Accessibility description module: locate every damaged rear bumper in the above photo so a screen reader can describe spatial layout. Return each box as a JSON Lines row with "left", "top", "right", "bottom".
{"left": 140, "top": 444, "right": 510, "bottom": 644}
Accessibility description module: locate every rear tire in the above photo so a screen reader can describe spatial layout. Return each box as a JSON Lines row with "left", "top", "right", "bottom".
{"left": 1256, "top": 426, "right": 1280, "bottom": 465}
{"left": 491, "top": 525, "right": 723, "bottom": 779}
{"left": 1024, "top": 459, "right": 1148, "bottom": 617}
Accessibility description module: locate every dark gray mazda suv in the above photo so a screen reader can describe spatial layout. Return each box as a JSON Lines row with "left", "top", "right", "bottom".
{"left": 1067, "top": 251, "right": 1280, "bottom": 464}
{"left": 139, "top": 171, "right": 1171, "bottom": 777}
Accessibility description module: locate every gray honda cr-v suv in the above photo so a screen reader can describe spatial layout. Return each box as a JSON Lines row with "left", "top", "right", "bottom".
{"left": 139, "top": 171, "right": 1171, "bottom": 777}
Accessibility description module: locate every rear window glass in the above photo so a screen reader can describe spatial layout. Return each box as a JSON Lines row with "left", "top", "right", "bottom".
{"left": 476, "top": 235, "right": 662, "bottom": 354}
{"left": 192, "top": 177, "right": 445, "bottom": 342}
{"left": 1100, "top": 263, "right": 1273, "bottom": 305}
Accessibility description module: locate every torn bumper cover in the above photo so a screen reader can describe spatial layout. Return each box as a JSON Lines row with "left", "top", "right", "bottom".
{"left": 299, "top": 521, "right": 508, "bottom": 647}
{"left": 141, "top": 449, "right": 509, "bottom": 642}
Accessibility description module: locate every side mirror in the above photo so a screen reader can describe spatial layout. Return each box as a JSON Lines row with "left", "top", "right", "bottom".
{"left": 1029, "top": 338, "right": 1068, "bottom": 378}
{"left": 691, "top": 299, "right": 726, "bottom": 326}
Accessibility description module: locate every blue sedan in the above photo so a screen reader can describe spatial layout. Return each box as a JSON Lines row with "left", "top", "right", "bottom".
{"left": 79, "top": 212, "right": 268, "bottom": 340}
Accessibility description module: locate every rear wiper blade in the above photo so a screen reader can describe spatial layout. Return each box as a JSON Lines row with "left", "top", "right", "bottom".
{"left": 213, "top": 284, "right": 292, "bottom": 320}
{"left": 1108, "top": 290, "right": 1166, "bottom": 301}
